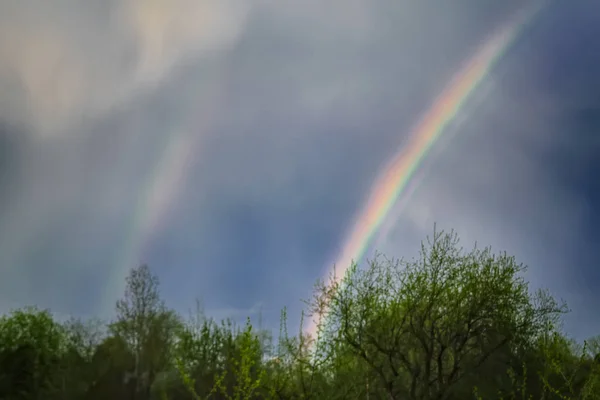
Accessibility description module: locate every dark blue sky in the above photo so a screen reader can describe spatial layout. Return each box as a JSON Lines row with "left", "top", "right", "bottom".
{"left": 0, "top": 0, "right": 599, "bottom": 340}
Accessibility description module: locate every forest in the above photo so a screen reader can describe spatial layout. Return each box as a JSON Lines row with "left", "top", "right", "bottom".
{"left": 1, "top": 229, "right": 599, "bottom": 400}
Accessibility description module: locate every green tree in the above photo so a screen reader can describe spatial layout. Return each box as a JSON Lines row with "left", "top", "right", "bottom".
{"left": 0, "top": 307, "right": 66, "bottom": 399}
{"left": 308, "top": 229, "right": 567, "bottom": 400}
{"left": 1, "top": 229, "right": 599, "bottom": 400}
{"left": 111, "top": 264, "right": 181, "bottom": 399}
{"left": 50, "top": 317, "right": 106, "bottom": 399}
{"left": 87, "top": 335, "right": 137, "bottom": 399}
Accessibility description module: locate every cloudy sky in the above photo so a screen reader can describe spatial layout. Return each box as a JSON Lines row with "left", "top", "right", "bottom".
{"left": 1, "top": 0, "right": 599, "bottom": 340}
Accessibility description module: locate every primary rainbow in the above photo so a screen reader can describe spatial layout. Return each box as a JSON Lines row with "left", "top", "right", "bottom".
{"left": 306, "top": 2, "right": 546, "bottom": 337}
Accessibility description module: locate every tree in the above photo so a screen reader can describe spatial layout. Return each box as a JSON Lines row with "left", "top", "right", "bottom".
{"left": 2, "top": 229, "right": 600, "bottom": 399}
{"left": 0, "top": 307, "right": 66, "bottom": 399}
{"left": 111, "top": 264, "right": 180, "bottom": 399}
{"left": 53, "top": 317, "right": 106, "bottom": 398}
{"left": 87, "top": 335, "right": 136, "bottom": 400}
{"left": 62, "top": 317, "right": 105, "bottom": 362}
{"left": 308, "top": 229, "right": 567, "bottom": 400}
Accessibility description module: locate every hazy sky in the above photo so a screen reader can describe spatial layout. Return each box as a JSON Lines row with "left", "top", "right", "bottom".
{"left": 1, "top": 0, "right": 599, "bottom": 340}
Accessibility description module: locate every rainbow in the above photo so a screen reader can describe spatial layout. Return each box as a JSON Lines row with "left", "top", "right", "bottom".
{"left": 100, "top": 61, "right": 230, "bottom": 314}
{"left": 306, "top": 2, "right": 546, "bottom": 337}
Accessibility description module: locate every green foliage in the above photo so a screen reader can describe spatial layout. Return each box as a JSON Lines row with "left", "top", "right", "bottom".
{"left": 1, "top": 228, "right": 599, "bottom": 400}
{"left": 305, "top": 230, "right": 569, "bottom": 399}
{"left": 0, "top": 307, "right": 67, "bottom": 399}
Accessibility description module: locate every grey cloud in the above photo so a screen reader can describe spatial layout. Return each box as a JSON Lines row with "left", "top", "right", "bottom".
{"left": 2, "top": 0, "right": 582, "bottom": 340}
{"left": 151, "top": 0, "right": 543, "bottom": 325}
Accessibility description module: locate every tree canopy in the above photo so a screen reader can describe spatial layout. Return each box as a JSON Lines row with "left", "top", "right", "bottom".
{"left": 1, "top": 229, "right": 598, "bottom": 399}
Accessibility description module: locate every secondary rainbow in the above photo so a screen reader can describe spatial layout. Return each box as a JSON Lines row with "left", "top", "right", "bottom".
{"left": 100, "top": 61, "right": 231, "bottom": 314}
{"left": 306, "top": 2, "right": 546, "bottom": 338}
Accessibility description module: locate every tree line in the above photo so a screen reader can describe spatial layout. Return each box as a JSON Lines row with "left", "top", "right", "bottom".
{"left": 1, "top": 229, "right": 599, "bottom": 399}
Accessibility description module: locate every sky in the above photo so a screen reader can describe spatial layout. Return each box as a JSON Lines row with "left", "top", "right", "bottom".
{"left": 0, "top": 0, "right": 599, "bottom": 340}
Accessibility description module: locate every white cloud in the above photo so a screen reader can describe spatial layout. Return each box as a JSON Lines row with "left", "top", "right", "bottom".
{"left": 0, "top": 0, "right": 248, "bottom": 138}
